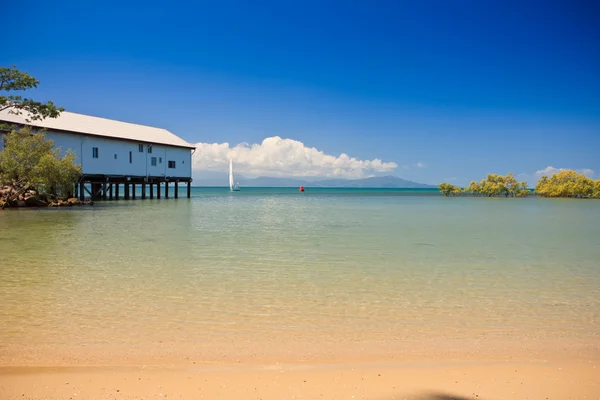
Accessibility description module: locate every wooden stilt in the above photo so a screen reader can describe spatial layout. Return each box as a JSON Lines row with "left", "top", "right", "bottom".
{"left": 84, "top": 185, "right": 93, "bottom": 198}
{"left": 150, "top": 182, "right": 154, "bottom": 199}
{"left": 174, "top": 181, "right": 179, "bottom": 198}
{"left": 91, "top": 183, "right": 101, "bottom": 200}
{"left": 165, "top": 182, "right": 169, "bottom": 199}
{"left": 125, "top": 183, "right": 130, "bottom": 200}
{"left": 132, "top": 183, "right": 136, "bottom": 200}
{"left": 109, "top": 183, "right": 113, "bottom": 200}
{"left": 187, "top": 181, "right": 191, "bottom": 198}
{"left": 157, "top": 182, "right": 161, "bottom": 199}
{"left": 80, "top": 181, "right": 85, "bottom": 201}
{"left": 102, "top": 182, "right": 107, "bottom": 200}
{"left": 142, "top": 183, "right": 146, "bottom": 199}
{"left": 115, "top": 184, "right": 120, "bottom": 200}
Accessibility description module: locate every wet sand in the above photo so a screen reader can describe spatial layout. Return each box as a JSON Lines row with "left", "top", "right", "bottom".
{"left": 1, "top": 349, "right": 599, "bottom": 400}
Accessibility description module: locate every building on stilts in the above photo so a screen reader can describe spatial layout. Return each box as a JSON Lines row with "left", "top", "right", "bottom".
{"left": 0, "top": 109, "right": 195, "bottom": 201}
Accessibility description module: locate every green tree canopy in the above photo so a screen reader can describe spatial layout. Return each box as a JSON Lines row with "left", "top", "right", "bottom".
{"left": 438, "top": 182, "right": 461, "bottom": 196}
{"left": 535, "top": 170, "right": 598, "bottom": 198}
{"left": 1, "top": 65, "right": 64, "bottom": 123}
{"left": 0, "top": 126, "right": 81, "bottom": 198}
{"left": 594, "top": 180, "right": 600, "bottom": 199}
{"left": 448, "top": 173, "right": 530, "bottom": 197}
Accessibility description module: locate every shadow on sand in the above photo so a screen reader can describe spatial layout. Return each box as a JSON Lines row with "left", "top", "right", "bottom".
{"left": 380, "top": 393, "right": 483, "bottom": 400}
{"left": 419, "top": 394, "right": 481, "bottom": 400}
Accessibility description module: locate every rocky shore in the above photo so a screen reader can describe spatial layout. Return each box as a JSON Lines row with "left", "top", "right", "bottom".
{"left": 0, "top": 184, "right": 93, "bottom": 209}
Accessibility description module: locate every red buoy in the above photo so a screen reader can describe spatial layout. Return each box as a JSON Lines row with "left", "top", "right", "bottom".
{"left": 299, "top": 186, "right": 305, "bottom": 192}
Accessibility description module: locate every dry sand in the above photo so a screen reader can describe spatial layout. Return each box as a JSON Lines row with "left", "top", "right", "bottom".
{"left": 2, "top": 336, "right": 599, "bottom": 399}
{"left": 1, "top": 354, "right": 599, "bottom": 400}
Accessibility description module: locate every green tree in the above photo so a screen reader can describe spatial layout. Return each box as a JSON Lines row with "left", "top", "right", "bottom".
{"left": 535, "top": 170, "right": 597, "bottom": 198}
{"left": 481, "top": 174, "right": 502, "bottom": 197}
{"left": 438, "top": 182, "right": 461, "bottom": 196}
{"left": 1, "top": 65, "right": 64, "bottom": 124}
{"left": 465, "top": 180, "right": 482, "bottom": 196}
{"left": 441, "top": 174, "right": 530, "bottom": 198}
{"left": 515, "top": 181, "right": 530, "bottom": 197}
{"left": 0, "top": 127, "right": 81, "bottom": 199}
{"left": 593, "top": 180, "right": 600, "bottom": 199}
{"left": 535, "top": 176, "right": 550, "bottom": 197}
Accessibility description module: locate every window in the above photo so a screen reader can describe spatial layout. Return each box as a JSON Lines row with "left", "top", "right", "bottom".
{"left": 168, "top": 160, "right": 176, "bottom": 169}
{"left": 182, "top": 160, "right": 185, "bottom": 164}
{"left": 148, "top": 144, "right": 152, "bottom": 154}
{"left": 151, "top": 157, "right": 157, "bottom": 166}
{"left": 92, "top": 147, "right": 99, "bottom": 158}
{"left": 159, "top": 157, "right": 162, "bottom": 164}
{"left": 114, "top": 154, "right": 117, "bottom": 159}
{"left": 138, "top": 144, "right": 144, "bottom": 152}
{"left": 129, "top": 151, "right": 132, "bottom": 164}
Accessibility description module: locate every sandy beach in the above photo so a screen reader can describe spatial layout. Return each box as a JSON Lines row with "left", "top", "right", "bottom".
{"left": 2, "top": 340, "right": 599, "bottom": 400}
{"left": 2, "top": 357, "right": 599, "bottom": 400}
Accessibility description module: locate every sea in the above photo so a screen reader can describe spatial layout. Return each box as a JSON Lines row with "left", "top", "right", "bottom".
{"left": 1, "top": 187, "right": 599, "bottom": 364}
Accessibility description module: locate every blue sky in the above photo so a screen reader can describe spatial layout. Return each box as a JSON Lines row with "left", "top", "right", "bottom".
{"left": 3, "top": 0, "right": 599, "bottom": 185}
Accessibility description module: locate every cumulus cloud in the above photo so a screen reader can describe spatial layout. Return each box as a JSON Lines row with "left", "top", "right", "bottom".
{"left": 191, "top": 136, "right": 398, "bottom": 178}
{"left": 415, "top": 162, "right": 426, "bottom": 168}
{"left": 534, "top": 166, "right": 595, "bottom": 178}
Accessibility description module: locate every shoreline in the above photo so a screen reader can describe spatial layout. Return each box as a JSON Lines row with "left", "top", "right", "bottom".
{"left": 2, "top": 356, "right": 599, "bottom": 399}
{"left": 3, "top": 335, "right": 600, "bottom": 365}
{"left": 2, "top": 341, "right": 599, "bottom": 399}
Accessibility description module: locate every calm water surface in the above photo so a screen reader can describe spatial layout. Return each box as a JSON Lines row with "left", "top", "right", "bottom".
{"left": 1, "top": 188, "right": 599, "bottom": 362}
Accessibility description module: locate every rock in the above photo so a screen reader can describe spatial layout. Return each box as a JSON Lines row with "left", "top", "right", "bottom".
{"left": 0, "top": 186, "right": 93, "bottom": 209}
{"left": 24, "top": 197, "right": 48, "bottom": 207}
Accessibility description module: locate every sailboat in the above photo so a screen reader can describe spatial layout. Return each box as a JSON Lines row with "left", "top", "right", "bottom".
{"left": 229, "top": 159, "right": 240, "bottom": 191}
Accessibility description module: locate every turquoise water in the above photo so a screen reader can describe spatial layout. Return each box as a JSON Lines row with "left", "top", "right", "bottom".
{"left": 1, "top": 188, "right": 599, "bottom": 363}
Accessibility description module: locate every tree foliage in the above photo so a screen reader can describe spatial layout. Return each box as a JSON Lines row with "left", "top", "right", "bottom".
{"left": 440, "top": 170, "right": 600, "bottom": 199}
{"left": 535, "top": 170, "right": 600, "bottom": 198}
{"left": 439, "top": 173, "right": 530, "bottom": 198}
{"left": 438, "top": 182, "right": 461, "bottom": 196}
{"left": 1, "top": 65, "right": 64, "bottom": 123}
{"left": 0, "top": 126, "right": 81, "bottom": 198}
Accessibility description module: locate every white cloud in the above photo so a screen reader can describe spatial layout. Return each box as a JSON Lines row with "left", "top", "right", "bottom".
{"left": 534, "top": 166, "right": 595, "bottom": 179}
{"left": 415, "top": 162, "right": 426, "bottom": 168}
{"left": 191, "top": 136, "right": 398, "bottom": 178}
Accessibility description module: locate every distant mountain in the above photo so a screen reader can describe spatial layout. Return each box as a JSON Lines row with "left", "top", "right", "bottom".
{"left": 311, "top": 176, "right": 435, "bottom": 188}
{"left": 244, "top": 176, "right": 311, "bottom": 187}
{"left": 194, "top": 174, "right": 435, "bottom": 188}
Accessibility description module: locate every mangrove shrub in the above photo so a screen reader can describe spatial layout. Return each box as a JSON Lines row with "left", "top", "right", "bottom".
{"left": 535, "top": 170, "right": 600, "bottom": 198}
{"left": 0, "top": 126, "right": 82, "bottom": 199}
{"left": 439, "top": 173, "right": 530, "bottom": 197}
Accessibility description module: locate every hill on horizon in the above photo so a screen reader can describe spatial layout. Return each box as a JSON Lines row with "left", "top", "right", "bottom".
{"left": 194, "top": 175, "right": 435, "bottom": 188}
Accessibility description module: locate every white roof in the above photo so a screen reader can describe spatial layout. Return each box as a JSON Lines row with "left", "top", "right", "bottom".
{"left": 0, "top": 108, "right": 196, "bottom": 149}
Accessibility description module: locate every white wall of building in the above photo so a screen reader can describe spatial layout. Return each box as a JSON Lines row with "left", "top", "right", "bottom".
{"left": 44, "top": 131, "right": 192, "bottom": 178}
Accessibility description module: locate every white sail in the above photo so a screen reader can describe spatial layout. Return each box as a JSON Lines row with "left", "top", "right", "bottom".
{"left": 229, "top": 159, "right": 234, "bottom": 191}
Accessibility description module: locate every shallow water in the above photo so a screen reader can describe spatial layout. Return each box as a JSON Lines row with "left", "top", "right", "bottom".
{"left": 1, "top": 188, "right": 599, "bottom": 363}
